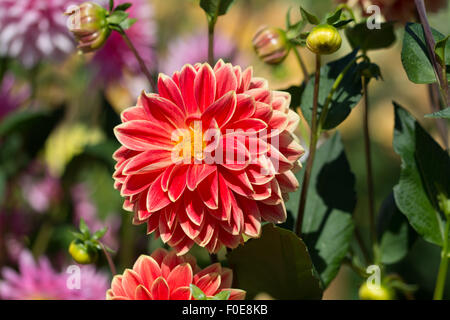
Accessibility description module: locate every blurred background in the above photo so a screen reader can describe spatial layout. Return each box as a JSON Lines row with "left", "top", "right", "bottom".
{"left": 0, "top": 0, "right": 449, "bottom": 299}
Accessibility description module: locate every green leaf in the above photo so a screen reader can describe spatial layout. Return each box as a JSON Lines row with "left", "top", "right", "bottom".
{"left": 211, "top": 290, "right": 231, "bottom": 300}
{"left": 106, "top": 10, "right": 129, "bottom": 25}
{"left": 425, "top": 107, "right": 450, "bottom": 119}
{"left": 190, "top": 284, "right": 207, "bottom": 300}
{"left": 345, "top": 22, "right": 396, "bottom": 51}
{"left": 285, "top": 132, "right": 355, "bottom": 287}
{"left": 435, "top": 36, "right": 449, "bottom": 67}
{"left": 119, "top": 18, "right": 137, "bottom": 30}
{"left": 332, "top": 19, "right": 353, "bottom": 29}
{"left": 109, "top": 0, "right": 114, "bottom": 11}
{"left": 114, "top": 3, "right": 132, "bottom": 12}
{"left": 377, "top": 193, "right": 417, "bottom": 265}
{"left": 393, "top": 103, "right": 450, "bottom": 246}
{"left": 401, "top": 23, "right": 450, "bottom": 84}
{"left": 300, "top": 7, "right": 320, "bottom": 25}
{"left": 300, "top": 50, "right": 362, "bottom": 130}
{"left": 93, "top": 227, "right": 108, "bottom": 240}
{"left": 79, "top": 218, "right": 90, "bottom": 237}
{"left": 200, "top": 0, "right": 236, "bottom": 21}
{"left": 326, "top": 9, "right": 342, "bottom": 25}
{"left": 227, "top": 224, "right": 323, "bottom": 299}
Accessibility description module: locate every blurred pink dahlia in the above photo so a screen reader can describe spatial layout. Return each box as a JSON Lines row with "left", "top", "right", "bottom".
{"left": 0, "top": 250, "right": 108, "bottom": 300}
{"left": 113, "top": 60, "right": 304, "bottom": 254}
{"left": 90, "top": 0, "right": 156, "bottom": 84}
{"left": 337, "top": 0, "right": 448, "bottom": 23}
{"left": 106, "top": 248, "right": 245, "bottom": 300}
{"left": 0, "top": 73, "right": 30, "bottom": 119}
{"left": 0, "top": 0, "right": 81, "bottom": 67}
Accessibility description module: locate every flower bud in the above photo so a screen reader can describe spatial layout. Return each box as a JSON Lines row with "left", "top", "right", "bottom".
{"left": 65, "top": 2, "right": 110, "bottom": 53}
{"left": 306, "top": 24, "right": 342, "bottom": 55}
{"left": 359, "top": 283, "right": 395, "bottom": 300}
{"left": 252, "top": 26, "right": 290, "bottom": 65}
{"left": 69, "top": 240, "right": 98, "bottom": 264}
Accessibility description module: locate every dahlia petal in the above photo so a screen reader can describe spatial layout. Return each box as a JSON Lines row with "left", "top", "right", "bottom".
{"left": 201, "top": 91, "right": 236, "bottom": 129}
{"left": 170, "top": 286, "right": 192, "bottom": 300}
{"left": 166, "top": 263, "right": 193, "bottom": 291}
{"left": 205, "top": 228, "right": 220, "bottom": 253}
{"left": 122, "top": 269, "right": 142, "bottom": 298}
{"left": 269, "top": 146, "right": 294, "bottom": 173}
{"left": 225, "top": 289, "right": 247, "bottom": 300}
{"left": 161, "top": 164, "right": 175, "bottom": 192}
{"left": 262, "top": 179, "right": 283, "bottom": 205}
{"left": 167, "top": 223, "right": 186, "bottom": 247}
{"left": 133, "top": 255, "right": 162, "bottom": 290}
{"left": 213, "top": 59, "right": 226, "bottom": 71}
{"left": 141, "top": 94, "right": 186, "bottom": 130}
{"left": 249, "top": 77, "right": 269, "bottom": 90}
{"left": 168, "top": 165, "right": 188, "bottom": 202}
{"left": 158, "top": 74, "right": 186, "bottom": 114}
{"left": 145, "top": 212, "right": 160, "bottom": 233}
{"left": 186, "top": 164, "right": 216, "bottom": 191}
{"left": 114, "top": 120, "right": 173, "bottom": 151}
{"left": 215, "top": 64, "right": 238, "bottom": 99}
{"left": 194, "top": 64, "right": 216, "bottom": 112}
{"left": 159, "top": 212, "right": 173, "bottom": 243}
{"left": 110, "top": 295, "right": 131, "bottom": 300}
{"left": 220, "top": 170, "right": 254, "bottom": 197}
{"left": 277, "top": 170, "right": 299, "bottom": 193}
{"left": 236, "top": 196, "right": 262, "bottom": 237}
{"left": 121, "top": 106, "right": 149, "bottom": 123}
{"left": 219, "top": 268, "right": 233, "bottom": 289}
{"left": 225, "top": 118, "right": 267, "bottom": 134}
{"left": 232, "top": 94, "right": 256, "bottom": 120}
{"left": 146, "top": 174, "right": 172, "bottom": 212}
{"left": 218, "top": 228, "right": 243, "bottom": 248}
{"left": 279, "top": 131, "right": 304, "bottom": 162}
{"left": 122, "top": 171, "right": 161, "bottom": 196}
{"left": 193, "top": 263, "right": 222, "bottom": 283}
{"left": 218, "top": 174, "right": 232, "bottom": 220}
{"left": 178, "top": 204, "right": 202, "bottom": 239}
{"left": 239, "top": 67, "right": 253, "bottom": 92}
{"left": 219, "top": 135, "right": 251, "bottom": 171}
{"left": 195, "top": 217, "right": 216, "bottom": 247}
{"left": 160, "top": 252, "right": 185, "bottom": 278}
{"left": 286, "top": 109, "right": 300, "bottom": 132}
{"left": 198, "top": 170, "right": 218, "bottom": 209}
{"left": 135, "top": 285, "right": 153, "bottom": 300}
{"left": 253, "top": 102, "right": 273, "bottom": 123}
{"left": 150, "top": 277, "right": 170, "bottom": 300}
{"left": 258, "top": 202, "right": 287, "bottom": 224}
{"left": 267, "top": 110, "right": 288, "bottom": 134}
{"left": 110, "top": 275, "right": 126, "bottom": 297}
{"left": 184, "top": 193, "right": 205, "bottom": 226}
{"left": 171, "top": 236, "right": 195, "bottom": 255}
{"left": 271, "top": 91, "right": 291, "bottom": 112}
{"left": 195, "top": 273, "right": 221, "bottom": 296}
{"left": 164, "top": 202, "right": 179, "bottom": 229}
{"left": 123, "top": 149, "right": 174, "bottom": 175}
{"left": 179, "top": 65, "right": 198, "bottom": 115}
{"left": 150, "top": 248, "right": 168, "bottom": 265}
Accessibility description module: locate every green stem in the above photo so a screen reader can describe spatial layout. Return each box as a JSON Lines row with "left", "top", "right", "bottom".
{"left": 208, "top": 20, "right": 216, "bottom": 65}
{"left": 433, "top": 220, "right": 450, "bottom": 300}
{"left": 362, "top": 76, "right": 377, "bottom": 254}
{"left": 118, "top": 28, "right": 157, "bottom": 91}
{"left": 295, "top": 54, "right": 321, "bottom": 236}
{"left": 292, "top": 46, "right": 310, "bottom": 83}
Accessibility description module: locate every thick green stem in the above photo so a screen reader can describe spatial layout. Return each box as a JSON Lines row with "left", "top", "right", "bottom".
{"left": 433, "top": 220, "right": 450, "bottom": 300}
{"left": 293, "top": 46, "right": 310, "bottom": 83}
{"left": 295, "top": 54, "right": 321, "bottom": 236}
{"left": 119, "top": 29, "right": 157, "bottom": 91}
{"left": 208, "top": 19, "right": 216, "bottom": 65}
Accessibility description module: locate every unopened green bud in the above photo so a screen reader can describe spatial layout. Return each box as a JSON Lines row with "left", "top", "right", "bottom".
{"left": 65, "top": 2, "right": 110, "bottom": 53}
{"left": 252, "top": 26, "right": 290, "bottom": 65}
{"left": 306, "top": 24, "right": 342, "bottom": 55}
{"left": 69, "top": 240, "right": 98, "bottom": 264}
{"left": 359, "top": 283, "right": 395, "bottom": 300}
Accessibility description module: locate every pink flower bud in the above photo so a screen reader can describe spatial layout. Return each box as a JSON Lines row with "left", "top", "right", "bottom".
{"left": 252, "top": 26, "right": 290, "bottom": 65}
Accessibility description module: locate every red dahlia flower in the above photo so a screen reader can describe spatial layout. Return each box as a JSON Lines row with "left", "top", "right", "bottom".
{"left": 113, "top": 60, "right": 304, "bottom": 254}
{"left": 106, "top": 249, "right": 245, "bottom": 300}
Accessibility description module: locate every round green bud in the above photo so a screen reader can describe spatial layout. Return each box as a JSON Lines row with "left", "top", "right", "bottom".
{"left": 306, "top": 24, "right": 342, "bottom": 55}
{"left": 69, "top": 240, "right": 98, "bottom": 264}
{"left": 359, "top": 283, "right": 395, "bottom": 300}
{"left": 252, "top": 26, "right": 290, "bottom": 65}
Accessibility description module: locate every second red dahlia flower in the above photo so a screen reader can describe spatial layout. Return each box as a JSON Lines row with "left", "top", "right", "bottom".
{"left": 106, "top": 249, "right": 245, "bottom": 300}
{"left": 113, "top": 60, "right": 304, "bottom": 254}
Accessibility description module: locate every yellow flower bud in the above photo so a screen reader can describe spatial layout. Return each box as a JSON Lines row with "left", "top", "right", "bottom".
{"left": 69, "top": 240, "right": 98, "bottom": 264}
{"left": 359, "top": 283, "right": 395, "bottom": 300}
{"left": 306, "top": 24, "right": 342, "bottom": 55}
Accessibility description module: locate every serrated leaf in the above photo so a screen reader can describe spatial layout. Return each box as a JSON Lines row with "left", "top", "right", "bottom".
{"left": 392, "top": 103, "right": 450, "bottom": 247}
{"left": 300, "top": 7, "right": 320, "bottom": 25}
{"left": 345, "top": 22, "right": 396, "bottom": 51}
{"left": 300, "top": 50, "right": 362, "bottom": 130}
{"left": 286, "top": 132, "right": 355, "bottom": 287}
{"left": 401, "top": 23, "right": 450, "bottom": 84}
{"left": 228, "top": 224, "right": 322, "bottom": 299}
{"left": 190, "top": 284, "right": 207, "bottom": 300}
{"left": 425, "top": 107, "right": 450, "bottom": 119}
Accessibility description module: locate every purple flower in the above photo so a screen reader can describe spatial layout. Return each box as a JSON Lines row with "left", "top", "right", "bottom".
{"left": 90, "top": 0, "right": 156, "bottom": 84}
{"left": 0, "top": 0, "right": 82, "bottom": 67}
{"left": 0, "top": 250, "right": 109, "bottom": 300}
{"left": 0, "top": 73, "right": 30, "bottom": 119}
{"left": 160, "top": 31, "right": 247, "bottom": 75}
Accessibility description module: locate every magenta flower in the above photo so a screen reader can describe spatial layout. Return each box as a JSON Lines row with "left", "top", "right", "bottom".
{"left": 90, "top": 0, "right": 156, "bottom": 84}
{"left": 0, "top": 73, "right": 30, "bottom": 119}
{"left": 0, "top": 250, "right": 108, "bottom": 300}
{"left": 0, "top": 0, "right": 81, "bottom": 67}
{"left": 161, "top": 31, "right": 246, "bottom": 75}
